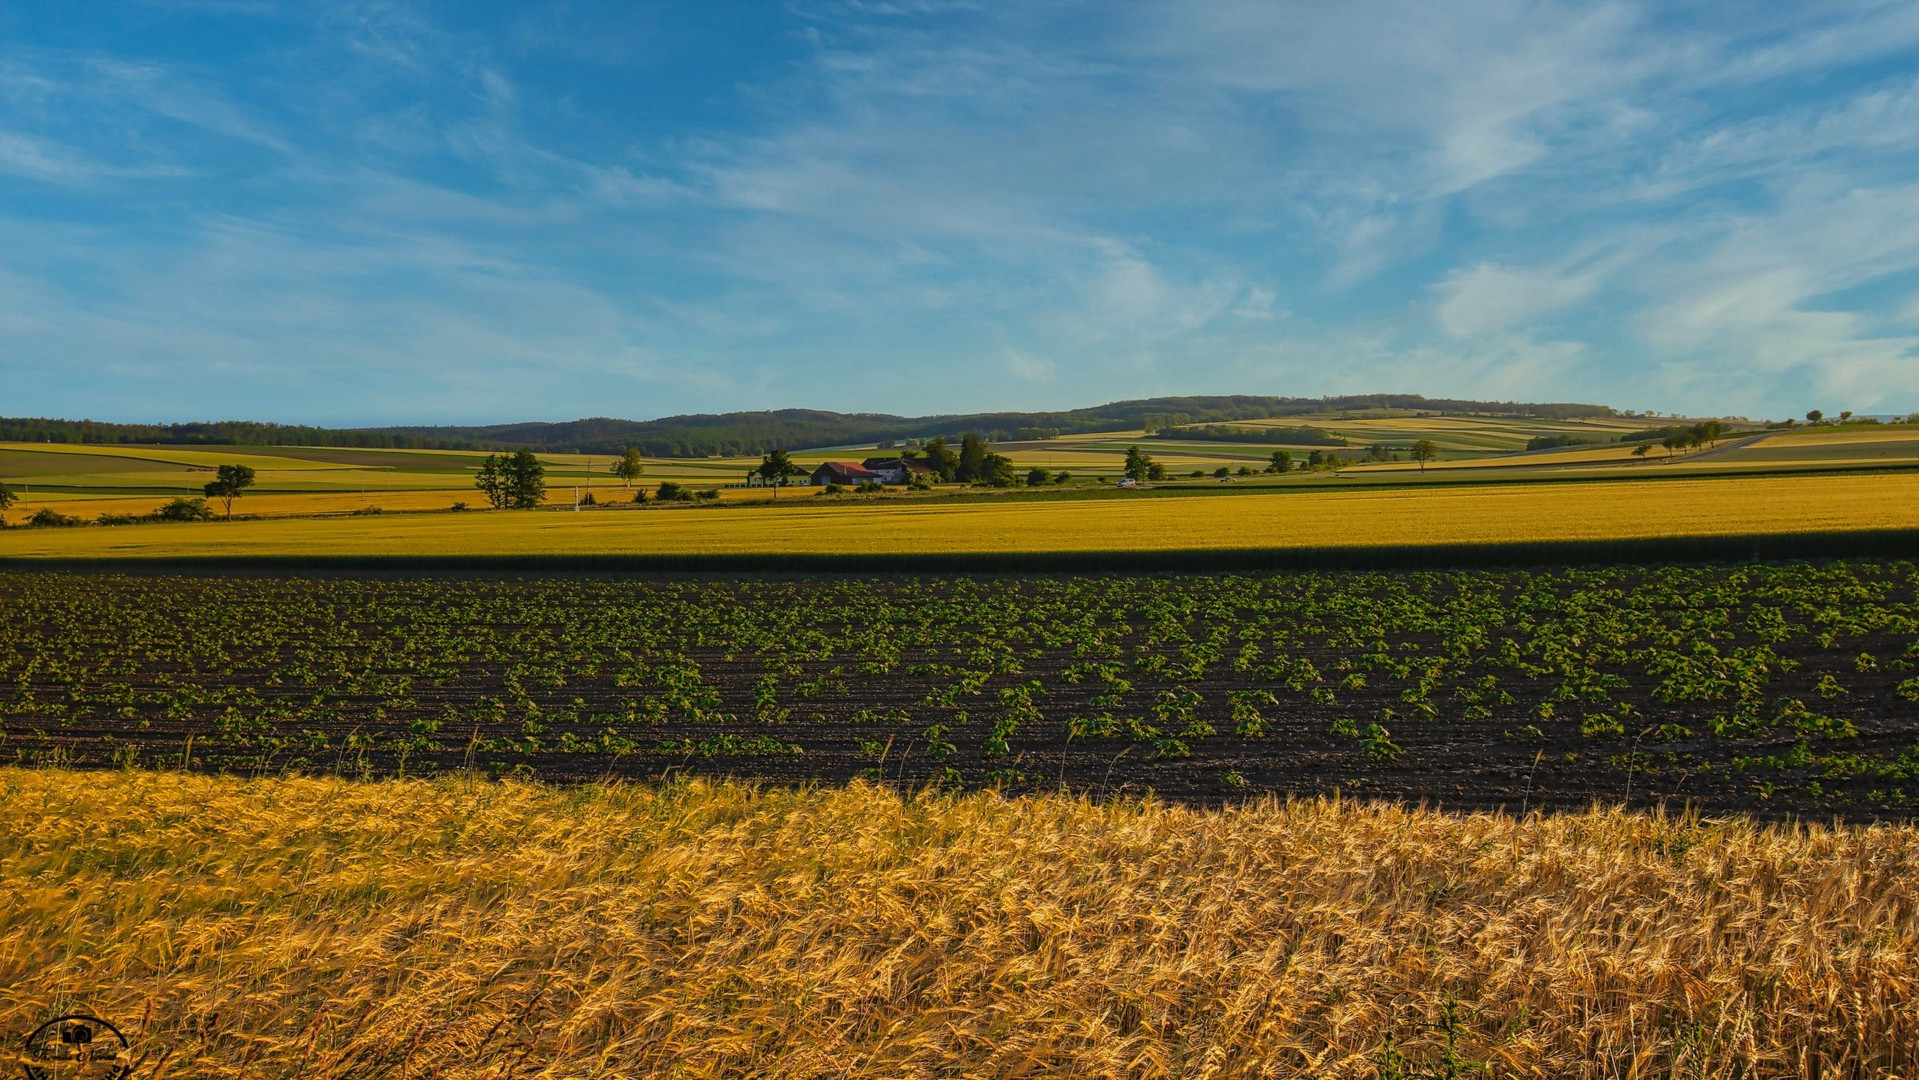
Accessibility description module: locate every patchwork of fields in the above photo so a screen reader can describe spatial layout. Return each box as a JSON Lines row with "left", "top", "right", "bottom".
{"left": 7, "top": 420, "right": 1919, "bottom": 532}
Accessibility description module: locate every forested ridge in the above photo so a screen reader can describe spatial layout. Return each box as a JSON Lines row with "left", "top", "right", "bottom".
{"left": 1, "top": 394, "right": 1617, "bottom": 458}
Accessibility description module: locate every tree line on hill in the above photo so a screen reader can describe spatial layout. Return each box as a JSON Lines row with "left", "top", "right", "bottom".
{"left": 0, "top": 394, "right": 1617, "bottom": 459}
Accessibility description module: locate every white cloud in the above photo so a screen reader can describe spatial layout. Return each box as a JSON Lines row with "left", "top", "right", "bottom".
{"left": 1435, "top": 263, "right": 1598, "bottom": 339}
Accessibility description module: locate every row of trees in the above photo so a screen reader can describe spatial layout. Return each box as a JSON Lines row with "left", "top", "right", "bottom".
{"left": 1631, "top": 420, "right": 1729, "bottom": 460}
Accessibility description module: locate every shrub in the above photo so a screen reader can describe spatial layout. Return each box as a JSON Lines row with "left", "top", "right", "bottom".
{"left": 631, "top": 489, "right": 649, "bottom": 504}
{"left": 656, "top": 481, "right": 684, "bottom": 502}
{"left": 27, "top": 508, "right": 81, "bottom": 528}
{"left": 695, "top": 488, "right": 720, "bottom": 501}
{"left": 579, "top": 491, "right": 596, "bottom": 506}
{"left": 155, "top": 497, "right": 216, "bottom": 522}
{"left": 349, "top": 506, "right": 384, "bottom": 516}
{"left": 1027, "top": 467, "right": 1050, "bottom": 486}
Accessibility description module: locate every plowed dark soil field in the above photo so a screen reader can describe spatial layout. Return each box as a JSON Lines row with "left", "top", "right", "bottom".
{"left": 4, "top": 562, "right": 1917, "bottom": 818}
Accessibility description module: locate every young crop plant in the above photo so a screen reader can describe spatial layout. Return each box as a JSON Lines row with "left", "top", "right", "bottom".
{"left": 1, "top": 561, "right": 1917, "bottom": 812}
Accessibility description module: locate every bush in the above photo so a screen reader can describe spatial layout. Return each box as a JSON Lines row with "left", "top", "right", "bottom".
{"left": 27, "top": 508, "right": 81, "bottom": 528}
{"left": 856, "top": 480, "right": 884, "bottom": 494}
{"left": 631, "top": 489, "right": 649, "bottom": 504}
{"left": 579, "top": 491, "right": 596, "bottom": 506}
{"left": 449, "top": 501, "right": 469, "bottom": 512}
{"left": 1054, "top": 471, "right": 1072, "bottom": 484}
{"left": 349, "top": 506, "right": 384, "bottom": 516}
{"left": 823, "top": 483, "right": 845, "bottom": 495}
{"left": 154, "top": 497, "right": 215, "bottom": 522}
{"left": 1027, "top": 467, "right": 1050, "bottom": 486}
{"left": 656, "top": 481, "right": 684, "bottom": 502}
{"left": 1528, "top": 434, "right": 1593, "bottom": 451}
{"left": 695, "top": 488, "right": 720, "bottom": 501}
{"left": 1214, "top": 467, "right": 1230, "bottom": 478}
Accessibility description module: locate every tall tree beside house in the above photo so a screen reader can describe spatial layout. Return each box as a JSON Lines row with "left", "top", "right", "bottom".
{"left": 920, "top": 436, "right": 959, "bottom": 481}
{"left": 203, "top": 464, "right": 256, "bottom": 519}
{"left": 956, "top": 433, "right": 989, "bottom": 482}
{"left": 757, "top": 449, "right": 802, "bottom": 495}
{"left": 611, "top": 448, "right": 645, "bottom": 487}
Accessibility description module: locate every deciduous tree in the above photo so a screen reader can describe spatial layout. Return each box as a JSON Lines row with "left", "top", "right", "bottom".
{"left": 919, "top": 437, "right": 959, "bottom": 481}
{"left": 203, "top": 464, "right": 256, "bottom": 519}
{"left": 474, "top": 455, "right": 509, "bottom": 509}
{"left": 505, "top": 451, "right": 546, "bottom": 509}
{"left": 1123, "top": 445, "right": 1155, "bottom": 481}
{"left": 757, "top": 449, "right": 803, "bottom": 496}
{"left": 611, "top": 448, "right": 645, "bottom": 487}
{"left": 1411, "top": 440, "right": 1438, "bottom": 473}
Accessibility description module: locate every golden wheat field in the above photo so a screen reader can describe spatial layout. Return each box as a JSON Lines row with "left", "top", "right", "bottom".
{"left": 0, "top": 469, "right": 1916, "bottom": 559}
{"left": 1, "top": 769, "right": 1915, "bottom": 1078}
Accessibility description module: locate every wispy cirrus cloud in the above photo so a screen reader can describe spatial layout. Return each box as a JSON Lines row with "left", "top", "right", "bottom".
{"left": 1, "top": 0, "right": 1917, "bottom": 421}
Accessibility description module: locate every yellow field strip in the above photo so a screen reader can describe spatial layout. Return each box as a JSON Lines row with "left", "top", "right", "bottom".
{"left": 1, "top": 470, "right": 1914, "bottom": 559}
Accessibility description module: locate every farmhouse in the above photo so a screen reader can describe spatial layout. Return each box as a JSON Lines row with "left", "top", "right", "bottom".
{"left": 860, "top": 457, "right": 934, "bottom": 484}
{"left": 743, "top": 471, "right": 802, "bottom": 487}
{"left": 810, "top": 461, "right": 882, "bottom": 486}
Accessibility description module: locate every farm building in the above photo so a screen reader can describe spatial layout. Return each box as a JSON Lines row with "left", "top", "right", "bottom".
{"left": 743, "top": 471, "right": 803, "bottom": 487}
{"left": 810, "top": 461, "right": 882, "bottom": 486}
{"left": 860, "top": 457, "right": 935, "bottom": 484}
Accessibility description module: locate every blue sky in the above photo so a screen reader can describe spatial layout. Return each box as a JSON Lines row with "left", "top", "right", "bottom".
{"left": 4, "top": 1, "right": 1919, "bottom": 425}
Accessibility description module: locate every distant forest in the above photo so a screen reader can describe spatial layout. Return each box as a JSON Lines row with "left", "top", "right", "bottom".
{"left": 0, "top": 394, "right": 1618, "bottom": 458}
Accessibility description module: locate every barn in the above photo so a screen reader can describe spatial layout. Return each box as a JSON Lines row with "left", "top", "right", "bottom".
{"left": 810, "top": 461, "right": 882, "bottom": 486}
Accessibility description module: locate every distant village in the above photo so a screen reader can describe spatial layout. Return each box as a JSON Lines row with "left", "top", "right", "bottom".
{"left": 747, "top": 456, "right": 938, "bottom": 488}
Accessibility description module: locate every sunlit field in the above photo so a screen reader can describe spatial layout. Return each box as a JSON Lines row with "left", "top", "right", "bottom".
{"left": 1, "top": 469, "right": 1915, "bottom": 560}
{"left": 1, "top": 769, "right": 1912, "bottom": 1078}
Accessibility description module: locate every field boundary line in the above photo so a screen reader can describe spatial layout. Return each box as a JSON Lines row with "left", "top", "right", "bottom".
{"left": 4, "top": 527, "right": 1916, "bottom": 573}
